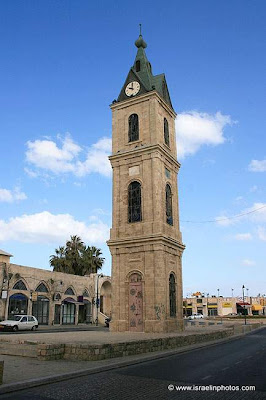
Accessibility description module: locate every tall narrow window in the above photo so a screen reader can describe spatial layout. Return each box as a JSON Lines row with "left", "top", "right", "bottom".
{"left": 128, "top": 114, "right": 139, "bottom": 142}
{"left": 166, "top": 184, "right": 173, "bottom": 225}
{"left": 128, "top": 181, "right": 142, "bottom": 223}
{"left": 136, "top": 60, "right": 140, "bottom": 72}
{"left": 169, "top": 273, "right": 176, "bottom": 317}
{"left": 164, "top": 118, "right": 169, "bottom": 146}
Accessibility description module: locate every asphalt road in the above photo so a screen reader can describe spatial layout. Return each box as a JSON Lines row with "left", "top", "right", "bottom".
{"left": 1, "top": 328, "right": 266, "bottom": 400}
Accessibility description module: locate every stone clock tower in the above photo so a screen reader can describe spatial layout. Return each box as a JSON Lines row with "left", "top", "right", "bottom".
{"left": 107, "top": 32, "right": 185, "bottom": 333}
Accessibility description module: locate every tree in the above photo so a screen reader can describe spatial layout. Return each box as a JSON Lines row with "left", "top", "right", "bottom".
{"left": 50, "top": 236, "right": 105, "bottom": 276}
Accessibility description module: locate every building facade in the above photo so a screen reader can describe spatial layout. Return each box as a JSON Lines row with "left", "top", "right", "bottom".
{"left": 0, "top": 250, "right": 111, "bottom": 325}
{"left": 107, "top": 33, "right": 185, "bottom": 333}
{"left": 183, "top": 294, "right": 266, "bottom": 317}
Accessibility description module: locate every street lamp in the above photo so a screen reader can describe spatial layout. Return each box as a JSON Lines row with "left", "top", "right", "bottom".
{"left": 206, "top": 292, "right": 209, "bottom": 317}
{"left": 217, "top": 288, "right": 220, "bottom": 298}
{"left": 242, "top": 285, "right": 247, "bottom": 325}
{"left": 95, "top": 273, "right": 103, "bottom": 326}
{"left": 231, "top": 288, "right": 234, "bottom": 298}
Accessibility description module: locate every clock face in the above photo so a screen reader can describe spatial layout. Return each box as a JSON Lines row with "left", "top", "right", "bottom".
{"left": 125, "top": 81, "right": 140, "bottom": 97}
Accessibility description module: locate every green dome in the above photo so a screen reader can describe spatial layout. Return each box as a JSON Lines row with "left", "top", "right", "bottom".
{"left": 135, "top": 34, "right": 147, "bottom": 49}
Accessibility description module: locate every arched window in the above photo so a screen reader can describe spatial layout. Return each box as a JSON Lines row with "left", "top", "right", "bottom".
{"left": 169, "top": 273, "right": 176, "bottom": 317}
{"left": 166, "top": 184, "right": 173, "bottom": 225}
{"left": 65, "top": 287, "right": 75, "bottom": 295}
{"left": 12, "top": 280, "right": 27, "bottom": 291}
{"left": 128, "top": 181, "right": 142, "bottom": 223}
{"left": 164, "top": 118, "right": 170, "bottom": 146}
{"left": 36, "top": 282, "right": 48, "bottom": 293}
{"left": 83, "top": 289, "right": 89, "bottom": 298}
{"left": 128, "top": 114, "right": 139, "bottom": 142}
{"left": 136, "top": 60, "right": 140, "bottom": 72}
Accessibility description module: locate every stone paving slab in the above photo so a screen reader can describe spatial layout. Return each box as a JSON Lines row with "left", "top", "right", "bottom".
{"left": 0, "top": 325, "right": 227, "bottom": 345}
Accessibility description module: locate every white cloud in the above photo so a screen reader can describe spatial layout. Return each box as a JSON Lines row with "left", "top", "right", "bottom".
{"left": 249, "top": 185, "right": 258, "bottom": 193}
{"left": 175, "top": 111, "right": 235, "bottom": 158}
{"left": 216, "top": 203, "right": 266, "bottom": 227}
{"left": 243, "top": 203, "right": 266, "bottom": 223}
{"left": 0, "top": 187, "right": 27, "bottom": 203}
{"left": 215, "top": 215, "right": 235, "bottom": 227}
{"left": 25, "top": 134, "right": 112, "bottom": 178}
{"left": 234, "top": 233, "right": 252, "bottom": 241}
{"left": 242, "top": 259, "right": 256, "bottom": 266}
{"left": 0, "top": 211, "right": 109, "bottom": 244}
{"left": 75, "top": 137, "right": 112, "bottom": 177}
{"left": 248, "top": 159, "right": 266, "bottom": 172}
{"left": 258, "top": 227, "right": 266, "bottom": 241}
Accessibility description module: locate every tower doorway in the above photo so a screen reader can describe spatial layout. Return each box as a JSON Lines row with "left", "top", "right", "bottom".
{"left": 129, "top": 273, "right": 143, "bottom": 332}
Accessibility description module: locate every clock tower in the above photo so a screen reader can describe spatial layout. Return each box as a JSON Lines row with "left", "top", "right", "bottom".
{"left": 107, "top": 32, "right": 185, "bottom": 333}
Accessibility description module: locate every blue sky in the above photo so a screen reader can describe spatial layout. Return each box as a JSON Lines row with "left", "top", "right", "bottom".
{"left": 0, "top": 1, "right": 265, "bottom": 298}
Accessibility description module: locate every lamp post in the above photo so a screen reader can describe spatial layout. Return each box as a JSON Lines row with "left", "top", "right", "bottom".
{"left": 217, "top": 288, "right": 220, "bottom": 298}
{"left": 206, "top": 292, "right": 209, "bottom": 317}
{"left": 95, "top": 273, "right": 103, "bottom": 326}
{"left": 231, "top": 288, "right": 234, "bottom": 298}
{"left": 242, "top": 285, "right": 247, "bottom": 325}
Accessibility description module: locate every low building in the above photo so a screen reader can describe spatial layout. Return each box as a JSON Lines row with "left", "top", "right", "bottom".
{"left": 183, "top": 293, "right": 265, "bottom": 317}
{"left": 0, "top": 250, "right": 111, "bottom": 325}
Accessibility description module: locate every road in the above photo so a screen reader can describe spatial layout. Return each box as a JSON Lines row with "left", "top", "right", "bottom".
{"left": 1, "top": 328, "right": 266, "bottom": 400}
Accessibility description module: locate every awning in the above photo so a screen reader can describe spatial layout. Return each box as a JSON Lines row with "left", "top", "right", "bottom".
{"left": 63, "top": 297, "right": 78, "bottom": 304}
{"left": 208, "top": 305, "right": 218, "bottom": 309}
{"left": 237, "top": 302, "right": 251, "bottom": 307}
{"left": 252, "top": 304, "right": 262, "bottom": 311}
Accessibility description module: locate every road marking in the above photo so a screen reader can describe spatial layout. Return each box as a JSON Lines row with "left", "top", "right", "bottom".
{"left": 201, "top": 375, "right": 212, "bottom": 380}
{"left": 221, "top": 367, "right": 229, "bottom": 371}
{"left": 235, "top": 361, "right": 242, "bottom": 364}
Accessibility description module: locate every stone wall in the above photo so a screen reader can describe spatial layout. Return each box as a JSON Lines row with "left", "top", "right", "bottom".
{"left": 37, "top": 330, "right": 233, "bottom": 361}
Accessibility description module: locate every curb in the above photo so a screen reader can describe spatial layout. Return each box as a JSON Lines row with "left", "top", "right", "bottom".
{"left": 0, "top": 325, "right": 264, "bottom": 395}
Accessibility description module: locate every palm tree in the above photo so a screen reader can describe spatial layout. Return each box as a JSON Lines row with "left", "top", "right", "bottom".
{"left": 50, "top": 246, "right": 73, "bottom": 273}
{"left": 50, "top": 236, "right": 104, "bottom": 276}
{"left": 65, "top": 236, "right": 85, "bottom": 275}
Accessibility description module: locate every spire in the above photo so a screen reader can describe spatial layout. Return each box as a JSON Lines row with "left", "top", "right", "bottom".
{"left": 135, "top": 24, "right": 147, "bottom": 49}
{"left": 116, "top": 28, "right": 173, "bottom": 109}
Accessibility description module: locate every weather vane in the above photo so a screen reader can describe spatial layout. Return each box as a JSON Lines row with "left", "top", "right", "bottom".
{"left": 139, "top": 23, "right": 142, "bottom": 35}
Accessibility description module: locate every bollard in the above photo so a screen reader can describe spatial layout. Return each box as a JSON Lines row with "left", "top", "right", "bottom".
{"left": 0, "top": 360, "right": 4, "bottom": 385}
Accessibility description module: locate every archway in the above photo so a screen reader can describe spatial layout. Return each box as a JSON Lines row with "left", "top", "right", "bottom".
{"left": 8, "top": 293, "right": 28, "bottom": 318}
{"left": 100, "top": 281, "right": 111, "bottom": 317}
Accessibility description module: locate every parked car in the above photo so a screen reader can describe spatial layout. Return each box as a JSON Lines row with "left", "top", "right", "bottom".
{"left": 188, "top": 313, "right": 204, "bottom": 320}
{"left": 0, "top": 315, "right": 38, "bottom": 332}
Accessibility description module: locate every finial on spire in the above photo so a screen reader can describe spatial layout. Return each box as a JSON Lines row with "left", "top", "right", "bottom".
{"left": 135, "top": 25, "right": 147, "bottom": 48}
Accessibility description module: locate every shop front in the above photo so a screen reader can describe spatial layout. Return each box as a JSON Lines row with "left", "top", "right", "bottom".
{"left": 8, "top": 293, "right": 28, "bottom": 318}
{"left": 62, "top": 298, "right": 76, "bottom": 324}
{"left": 32, "top": 295, "right": 49, "bottom": 325}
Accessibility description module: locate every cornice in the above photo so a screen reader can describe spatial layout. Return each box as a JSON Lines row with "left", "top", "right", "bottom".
{"left": 110, "top": 90, "right": 177, "bottom": 119}
{"left": 109, "top": 143, "right": 181, "bottom": 169}
{"left": 107, "top": 234, "right": 185, "bottom": 251}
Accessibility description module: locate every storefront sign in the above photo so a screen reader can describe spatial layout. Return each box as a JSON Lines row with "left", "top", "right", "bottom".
{"left": 1, "top": 291, "right": 7, "bottom": 299}
{"left": 222, "top": 302, "right": 232, "bottom": 308}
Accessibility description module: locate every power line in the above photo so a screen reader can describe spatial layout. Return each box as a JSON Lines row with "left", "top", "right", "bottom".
{"left": 180, "top": 204, "right": 266, "bottom": 224}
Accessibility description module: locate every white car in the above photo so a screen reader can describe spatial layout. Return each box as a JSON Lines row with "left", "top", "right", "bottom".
{"left": 0, "top": 315, "right": 38, "bottom": 332}
{"left": 188, "top": 313, "right": 204, "bottom": 320}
